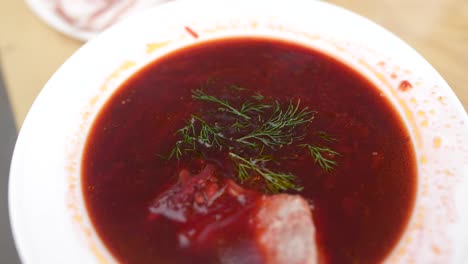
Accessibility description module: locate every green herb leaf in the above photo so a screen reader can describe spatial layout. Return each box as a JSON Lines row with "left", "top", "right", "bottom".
{"left": 300, "top": 144, "right": 340, "bottom": 172}
{"left": 316, "top": 131, "right": 338, "bottom": 142}
{"left": 236, "top": 100, "right": 315, "bottom": 149}
{"left": 192, "top": 89, "right": 251, "bottom": 120}
{"left": 229, "top": 152, "right": 302, "bottom": 193}
{"left": 165, "top": 84, "right": 340, "bottom": 193}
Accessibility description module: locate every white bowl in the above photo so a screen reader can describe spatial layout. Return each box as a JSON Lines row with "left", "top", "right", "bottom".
{"left": 9, "top": 0, "right": 468, "bottom": 263}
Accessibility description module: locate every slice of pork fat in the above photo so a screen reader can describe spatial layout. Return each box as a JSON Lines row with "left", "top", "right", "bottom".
{"left": 252, "top": 194, "right": 318, "bottom": 264}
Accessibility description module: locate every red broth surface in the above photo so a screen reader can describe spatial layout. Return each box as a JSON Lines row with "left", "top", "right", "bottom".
{"left": 82, "top": 37, "right": 416, "bottom": 264}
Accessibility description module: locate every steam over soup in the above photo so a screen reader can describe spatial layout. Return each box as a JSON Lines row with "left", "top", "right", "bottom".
{"left": 82, "top": 37, "right": 416, "bottom": 264}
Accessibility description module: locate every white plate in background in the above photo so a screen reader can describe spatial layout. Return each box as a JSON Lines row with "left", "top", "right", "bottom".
{"left": 25, "top": 0, "right": 169, "bottom": 41}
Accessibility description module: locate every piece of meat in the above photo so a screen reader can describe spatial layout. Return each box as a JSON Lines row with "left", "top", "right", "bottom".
{"left": 148, "top": 163, "right": 318, "bottom": 263}
{"left": 252, "top": 194, "right": 318, "bottom": 264}
{"left": 148, "top": 164, "right": 224, "bottom": 223}
{"left": 148, "top": 164, "right": 259, "bottom": 250}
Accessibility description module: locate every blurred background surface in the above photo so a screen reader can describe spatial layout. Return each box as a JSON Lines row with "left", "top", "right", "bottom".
{"left": 0, "top": 0, "right": 467, "bottom": 263}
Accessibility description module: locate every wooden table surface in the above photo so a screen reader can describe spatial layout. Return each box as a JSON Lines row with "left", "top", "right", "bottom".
{"left": 1, "top": 0, "right": 467, "bottom": 127}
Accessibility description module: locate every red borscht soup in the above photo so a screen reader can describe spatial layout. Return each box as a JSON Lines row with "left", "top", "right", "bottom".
{"left": 82, "top": 38, "right": 416, "bottom": 264}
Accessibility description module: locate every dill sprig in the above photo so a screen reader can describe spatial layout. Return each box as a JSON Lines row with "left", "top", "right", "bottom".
{"left": 316, "top": 131, "right": 338, "bottom": 142}
{"left": 239, "top": 101, "right": 272, "bottom": 115}
{"left": 168, "top": 119, "right": 196, "bottom": 160}
{"left": 229, "top": 152, "right": 303, "bottom": 193}
{"left": 252, "top": 92, "right": 264, "bottom": 101}
{"left": 228, "top": 84, "right": 247, "bottom": 91}
{"left": 166, "top": 86, "right": 340, "bottom": 193}
{"left": 167, "top": 115, "right": 226, "bottom": 159}
{"left": 236, "top": 100, "right": 314, "bottom": 149}
{"left": 300, "top": 144, "right": 340, "bottom": 172}
{"left": 231, "top": 119, "right": 250, "bottom": 132}
{"left": 192, "top": 115, "right": 225, "bottom": 149}
{"left": 192, "top": 89, "right": 251, "bottom": 120}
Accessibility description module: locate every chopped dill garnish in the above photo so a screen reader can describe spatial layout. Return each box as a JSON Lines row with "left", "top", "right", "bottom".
{"left": 231, "top": 119, "right": 250, "bottom": 132}
{"left": 229, "top": 152, "right": 303, "bottom": 193}
{"left": 228, "top": 84, "right": 247, "bottom": 91}
{"left": 300, "top": 144, "right": 340, "bottom": 172}
{"left": 239, "top": 101, "right": 272, "bottom": 115}
{"left": 316, "top": 131, "right": 338, "bottom": 142}
{"left": 192, "top": 115, "right": 225, "bottom": 149}
{"left": 192, "top": 89, "right": 251, "bottom": 120}
{"left": 165, "top": 85, "right": 340, "bottom": 193}
{"left": 167, "top": 119, "right": 196, "bottom": 160}
{"left": 252, "top": 92, "right": 265, "bottom": 101}
{"left": 236, "top": 100, "right": 314, "bottom": 149}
